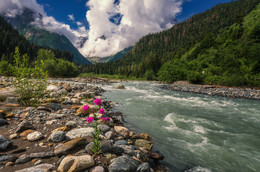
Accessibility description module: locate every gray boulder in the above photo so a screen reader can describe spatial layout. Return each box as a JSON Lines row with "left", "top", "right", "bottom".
{"left": 113, "top": 84, "right": 125, "bottom": 89}
{"left": 0, "top": 135, "right": 13, "bottom": 150}
{"left": 137, "top": 162, "right": 151, "bottom": 172}
{"left": 48, "top": 131, "right": 65, "bottom": 143}
{"left": 98, "top": 124, "right": 111, "bottom": 134}
{"left": 66, "top": 127, "right": 94, "bottom": 139}
{"left": 109, "top": 155, "right": 140, "bottom": 172}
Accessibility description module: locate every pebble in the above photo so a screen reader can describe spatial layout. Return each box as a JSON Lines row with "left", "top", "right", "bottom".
{"left": 48, "top": 131, "right": 65, "bottom": 142}
{"left": 27, "top": 131, "right": 43, "bottom": 141}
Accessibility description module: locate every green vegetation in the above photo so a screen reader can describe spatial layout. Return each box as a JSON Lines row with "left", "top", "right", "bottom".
{"left": 0, "top": 48, "right": 79, "bottom": 77}
{"left": 0, "top": 15, "right": 75, "bottom": 64}
{"left": 158, "top": 4, "right": 260, "bottom": 86}
{"left": 104, "top": 46, "right": 133, "bottom": 62}
{"left": 24, "top": 28, "right": 91, "bottom": 64}
{"left": 80, "top": 73, "right": 145, "bottom": 81}
{"left": 83, "top": 0, "right": 260, "bottom": 87}
{"left": 0, "top": 15, "right": 80, "bottom": 77}
{"left": 12, "top": 47, "right": 47, "bottom": 106}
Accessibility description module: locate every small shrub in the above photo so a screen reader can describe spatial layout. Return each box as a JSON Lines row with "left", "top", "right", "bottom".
{"left": 12, "top": 47, "right": 47, "bottom": 106}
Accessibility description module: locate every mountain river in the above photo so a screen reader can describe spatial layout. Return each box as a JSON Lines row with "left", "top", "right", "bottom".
{"left": 100, "top": 81, "right": 260, "bottom": 172}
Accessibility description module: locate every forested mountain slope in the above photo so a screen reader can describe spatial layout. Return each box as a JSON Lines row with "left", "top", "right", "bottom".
{"left": 83, "top": 0, "right": 260, "bottom": 86}
{"left": 0, "top": 16, "right": 73, "bottom": 63}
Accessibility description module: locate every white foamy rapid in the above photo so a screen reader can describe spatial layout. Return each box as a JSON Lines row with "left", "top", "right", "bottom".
{"left": 102, "top": 81, "right": 260, "bottom": 172}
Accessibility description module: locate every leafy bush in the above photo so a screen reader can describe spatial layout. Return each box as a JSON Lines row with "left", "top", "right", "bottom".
{"left": 187, "top": 71, "right": 203, "bottom": 84}
{"left": 0, "top": 60, "right": 13, "bottom": 76}
{"left": 12, "top": 47, "right": 47, "bottom": 106}
{"left": 144, "top": 69, "right": 156, "bottom": 81}
{"left": 158, "top": 60, "right": 187, "bottom": 83}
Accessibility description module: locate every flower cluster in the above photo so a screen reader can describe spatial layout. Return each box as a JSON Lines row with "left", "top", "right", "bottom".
{"left": 101, "top": 117, "right": 110, "bottom": 122}
{"left": 94, "top": 98, "right": 101, "bottom": 105}
{"left": 83, "top": 98, "right": 110, "bottom": 156}
{"left": 83, "top": 105, "right": 89, "bottom": 111}
{"left": 86, "top": 117, "right": 94, "bottom": 123}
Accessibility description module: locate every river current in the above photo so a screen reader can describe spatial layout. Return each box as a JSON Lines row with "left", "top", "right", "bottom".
{"left": 101, "top": 81, "right": 260, "bottom": 172}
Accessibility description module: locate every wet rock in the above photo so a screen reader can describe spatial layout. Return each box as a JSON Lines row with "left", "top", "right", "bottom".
{"left": 47, "top": 85, "right": 59, "bottom": 92}
{"left": 100, "top": 140, "right": 113, "bottom": 153}
{"left": 76, "top": 105, "right": 99, "bottom": 116}
{"left": 114, "top": 126, "right": 129, "bottom": 137}
{"left": 15, "top": 119, "right": 34, "bottom": 133}
{"left": 105, "top": 131, "right": 116, "bottom": 139}
{"left": 54, "top": 137, "right": 86, "bottom": 156}
{"left": 132, "top": 133, "right": 151, "bottom": 141}
{"left": 113, "top": 84, "right": 125, "bottom": 89}
{"left": 98, "top": 124, "right": 111, "bottom": 133}
{"left": 30, "top": 151, "right": 55, "bottom": 158}
{"left": 117, "top": 145, "right": 136, "bottom": 155}
{"left": 57, "top": 155, "right": 94, "bottom": 172}
{"left": 137, "top": 162, "right": 151, "bottom": 172}
{"left": 0, "top": 118, "right": 8, "bottom": 126}
{"left": 27, "top": 131, "right": 43, "bottom": 141}
{"left": 110, "top": 146, "right": 125, "bottom": 156}
{"left": 114, "top": 140, "right": 127, "bottom": 146}
{"left": 135, "top": 139, "right": 153, "bottom": 151}
{"left": 66, "top": 127, "right": 94, "bottom": 139}
{"left": 48, "top": 131, "right": 65, "bottom": 142}
{"left": 15, "top": 154, "right": 31, "bottom": 164}
{"left": 65, "top": 121, "right": 77, "bottom": 129}
{"left": 15, "top": 163, "right": 55, "bottom": 172}
{"left": 0, "top": 135, "right": 13, "bottom": 150}
{"left": 147, "top": 151, "right": 164, "bottom": 160}
{"left": 108, "top": 155, "right": 140, "bottom": 172}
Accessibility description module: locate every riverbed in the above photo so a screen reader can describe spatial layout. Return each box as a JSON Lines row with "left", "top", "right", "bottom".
{"left": 102, "top": 81, "right": 260, "bottom": 172}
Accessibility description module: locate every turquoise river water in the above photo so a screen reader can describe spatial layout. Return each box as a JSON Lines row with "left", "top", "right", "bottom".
{"left": 101, "top": 81, "right": 260, "bottom": 172}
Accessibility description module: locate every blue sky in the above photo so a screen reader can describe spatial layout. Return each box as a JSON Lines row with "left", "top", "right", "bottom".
{"left": 38, "top": 0, "right": 233, "bottom": 30}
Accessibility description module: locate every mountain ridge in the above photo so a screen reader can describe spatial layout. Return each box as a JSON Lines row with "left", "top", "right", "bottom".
{"left": 4, "top": 8, "right": 91, "bottom": 64}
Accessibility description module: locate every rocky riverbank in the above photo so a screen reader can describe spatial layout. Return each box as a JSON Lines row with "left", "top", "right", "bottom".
{"left": 0, "top": 76, "right": 165, "bottom": 172}
{"left": 162, "top": 81, "right": 260, "bottom": 100}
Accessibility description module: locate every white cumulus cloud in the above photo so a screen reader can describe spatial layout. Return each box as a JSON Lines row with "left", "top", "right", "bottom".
{"left": 0, "top": 0, "right": 87, "bottom": 48}
{"left": 80, "top": 0, "right": 183, "bottom": 57}
{"left": 0, "top": 0, "right": 183, "bottom": 58}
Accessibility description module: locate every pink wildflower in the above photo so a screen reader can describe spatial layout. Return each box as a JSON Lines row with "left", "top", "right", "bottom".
{"left": 94, "top": 99, "right": 102, "bottom": 105}
{"left": 86, "top": 117, "right": 94, "bottom": 123}
{"left": 99, "top": 108, "right": 105, "bottom": 114}
{"left": 101, "top": 117, "right": 110, "bottom": 122}
{"left": 83, "top": 105, "right": 89, "bottom": 111}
